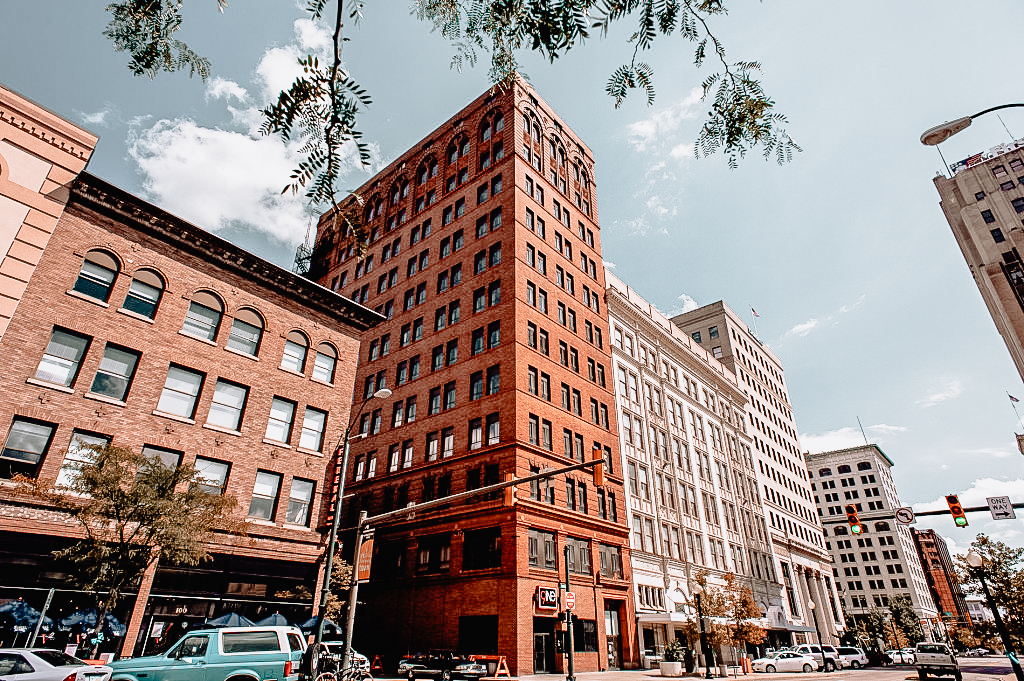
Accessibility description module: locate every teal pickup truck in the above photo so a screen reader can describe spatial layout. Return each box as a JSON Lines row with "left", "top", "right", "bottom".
{"left": 110, "top": 626, "right": 305, "bottom": 681}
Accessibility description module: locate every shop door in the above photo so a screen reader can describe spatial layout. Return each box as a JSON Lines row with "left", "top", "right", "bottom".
{"left": 604, "top": 603, "right": 621, "bottom": 670}
{"left": 533, "top": 617, "right": 556, "bottom": 673}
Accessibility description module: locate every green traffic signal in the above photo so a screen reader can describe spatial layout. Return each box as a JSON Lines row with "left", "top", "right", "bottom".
{"left": 851, "top": 524, "right": 863, "bottom": 534}
{"left": 954, "top": 516, "right": 968, "bottom": 527}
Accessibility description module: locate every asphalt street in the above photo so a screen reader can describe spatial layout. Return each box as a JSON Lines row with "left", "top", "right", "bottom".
{"left": 512, "top": 657, "right": 1017, "bottom": 681}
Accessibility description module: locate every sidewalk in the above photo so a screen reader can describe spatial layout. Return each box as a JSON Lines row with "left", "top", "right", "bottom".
{"left": 516, "top": 669, "right": 860, "bottom": 681}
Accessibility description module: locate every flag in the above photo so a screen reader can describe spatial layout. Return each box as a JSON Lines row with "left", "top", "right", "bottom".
{"left": 1010, "top": 394, "right": 1020, "bottom": 403}
{"left": 751, "top": 308, "right": 760, "bottom": 318}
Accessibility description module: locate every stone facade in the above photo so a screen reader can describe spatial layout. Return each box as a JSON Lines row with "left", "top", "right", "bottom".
{"left": 605, "top": 273, "right": 783, "bottom": 663}
{"left": 307, "top": 82, "right": 636, "bottom": 674}
{"left": 806, "top": 445, "right": 938, "bottom": 632}
{"left": 672, "top": 303, "right": 843, "bottom": 645}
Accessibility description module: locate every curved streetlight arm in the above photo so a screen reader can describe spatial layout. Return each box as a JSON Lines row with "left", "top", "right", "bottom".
{"left": 921, "top": 103, "right": 1024, "bottom": 146}
{"left": 314, "top": 388, "right": 391, "bottom": 648}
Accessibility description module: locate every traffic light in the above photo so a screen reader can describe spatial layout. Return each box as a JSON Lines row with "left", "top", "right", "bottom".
{"left": 592, "top": 444, "right": 605, "bottom": 487}
{"left": 845, "top": 504, "right": 864, "bottom": 534}
{"left": 503, "top": 472, "right": 516, "bottom": 507}
{"left": 946, "top": 494, "right": 968, "bottom": 527}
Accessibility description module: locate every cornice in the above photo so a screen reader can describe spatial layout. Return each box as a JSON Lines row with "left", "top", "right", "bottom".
{"left": 70, "top": 173, "right": 384, "bottom": 332}
{"left": 0, "top": 84, "right": 97, "bottom": 162}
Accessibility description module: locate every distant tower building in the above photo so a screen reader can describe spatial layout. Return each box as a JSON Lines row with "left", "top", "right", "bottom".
{"left": 932, "top": 142, "right": 1024, "bottom": 380}
{"left": 605, "top": 274, "right": 781, "bottom": 661}
{"left": 911, "top": 528, "right": 970, "bottom": 629}
{"left": 672, "top": 303, "right": 843, "bottom": 646}
{"left": 308, "top": 82, "right": 635, "bottom": 673}
{"left": 805, "top": 445, "right": 939, "bottom": 629}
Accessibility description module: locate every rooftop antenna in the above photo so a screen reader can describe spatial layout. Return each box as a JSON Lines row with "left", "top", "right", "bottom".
{"left": 997, "top": 114, "right": 1016, "bottom": 142}
{"left": 856, "top": 416, "right": 869, "bottom": 446}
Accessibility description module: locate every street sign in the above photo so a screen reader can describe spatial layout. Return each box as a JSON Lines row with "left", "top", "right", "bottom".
{"left": 895, "top": 507, "right": 915, "bottom": 525}
{"left": 537, "top": 586, "right": 558, "bottom": 610}
{"left": 355, "top": 530, "right": 375, "bottom": 583}
{"left": 564, "top": 592, "right": 576, "bottom": 610}
{"left": 987, "top": 496, "right": 1016, "bottom": 520}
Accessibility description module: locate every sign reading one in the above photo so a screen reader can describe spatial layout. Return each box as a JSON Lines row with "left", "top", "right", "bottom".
{"left": 987, "top": 496, "right": 1016, "bottom": 520}
{"left": 564, "top": 592, "right": 576, "bottom": 610}
{"left": 537, "top": 586, "right": 558, "bottom": 610}
{"left": 895, "top": 507, "right": 916, "bottom": 525}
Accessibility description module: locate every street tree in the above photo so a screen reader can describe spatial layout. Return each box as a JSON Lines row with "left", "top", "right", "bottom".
{"left": 101, "top": 0, "right": 799, "bottom": 250}
{"left": 679, "top": 570, "right": 767, "bottom": 663}
{"left": 275, "top": 559, "right": 354, "bottom": 622}
{"left": 18, "top": 442, "right": 240, "bottom": 655}
{"left": 889, "top": 594, "right": 925, "bottom": 645}
{"left": 955, "top": 534, "right": 1024, "bottom": 652}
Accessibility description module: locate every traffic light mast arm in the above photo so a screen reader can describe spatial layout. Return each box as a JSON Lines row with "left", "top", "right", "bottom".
{"left": 820, "top": 501, "right": 1024, "bottom": 524}
{"left": 362, "top": 457, "right": 602, "bottom": 527}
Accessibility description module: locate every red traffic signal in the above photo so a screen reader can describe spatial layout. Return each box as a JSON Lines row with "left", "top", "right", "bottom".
{"left": 946, "top": 494, "right": 968, "bottom": 527}
{"left": 845, "top": 504, "right": 864, "bottom": 534}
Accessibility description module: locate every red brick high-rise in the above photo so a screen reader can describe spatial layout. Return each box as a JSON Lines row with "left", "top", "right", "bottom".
{"left": 309, "top": 82, "right": 636, "bottom": 673}
{"left": 911, "top": 528, "right": 970, "bottom": 628}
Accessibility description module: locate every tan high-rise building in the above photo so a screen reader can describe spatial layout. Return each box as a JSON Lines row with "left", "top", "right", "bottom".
{"left": 672, "top": 303, "right": 843, "bottom": 645}
{"left": 933, "top": 140, "right": 1024, "bottom": 380}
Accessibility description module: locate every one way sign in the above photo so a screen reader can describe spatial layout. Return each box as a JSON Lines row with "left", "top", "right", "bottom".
{"left": 987, "top": 496, "right": 1016, "bottom": 520}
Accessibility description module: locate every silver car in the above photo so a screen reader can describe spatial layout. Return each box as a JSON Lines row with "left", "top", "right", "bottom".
{"left": 0, "top": 649, "right": 113, "bottom": 681}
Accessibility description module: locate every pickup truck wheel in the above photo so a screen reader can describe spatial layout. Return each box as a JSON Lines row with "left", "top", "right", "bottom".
{"left": 765, "top": 664, "right": 776, "bottom": 673}
{"left": 918, "top": 671, "right": 927, "bottom": 680}
{"left": 802, "top": 664, "right": 812, "bottom": 673}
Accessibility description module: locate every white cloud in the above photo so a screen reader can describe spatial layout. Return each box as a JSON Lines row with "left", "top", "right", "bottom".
{"left": 78, "top": 107, "right": 115, "bottom": 127}
{"left": 785, "top": 318, "right": 819, "bottom": 338}
{"left": 867, "top": 423, "right": 908, "bottom": 435}
{"left": 205, "top": 77, "right": 248, "bottom": 104}
{"left": 625, "top": 87, "right": 703, "bottom": 152}
{"left": 660, "top": 293, "right": 700, "bottom": 318}
{"left": 799, "top": 427, "right": 867, "bottom": 454}
{"left": 669, "top": 143, "right": 693, "bottom": 160}
{"left": 918, "top": 378, "right": 963, "bottom": 407}
{"left": 127, "top": 18, "right": 377, "bottom": 245}
{"left": 604, "top": 261, "right": 617, "bottom": 270}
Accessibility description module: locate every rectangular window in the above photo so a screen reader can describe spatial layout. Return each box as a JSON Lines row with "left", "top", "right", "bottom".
{"left": 286, "top": 478, "right": 315, "bottom": 525}
{"left": 90, "top": 343, "right": 140, "bottom": 401}
{"left": 52, "top": 430, "right": 109, "bottom": 488}
{"left": 528, "top": 529, "right": 557, "bottom": 569}
{"left": 157, "top": 365, "right": 205, "bottom": 419}
{"left": 207, "top": 379, "right": 249, "bottom": 431}
{"left": 265, "top": 397, "right": 297, "bottom": 443}
{"left": 486, "top": 413, "right": 500, "bottom": 445}
{"left": 36, "top": 328, "right": 91, "bottom": 387}
{"left": 299, "top": 407, "right": 327, "bottom": 452}
{"left": 248, "top": 470, "right": 282, "bottom": 520}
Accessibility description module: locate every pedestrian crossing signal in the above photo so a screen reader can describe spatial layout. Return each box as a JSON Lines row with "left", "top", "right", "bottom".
{"left": 845, "top": 504, "right": 864, "bottom": 534}
{"left": 592, "top": 445, "right": 604, "bottom": 487}
{"left": 946, "top": 494, "right": 968, "bottom": 527}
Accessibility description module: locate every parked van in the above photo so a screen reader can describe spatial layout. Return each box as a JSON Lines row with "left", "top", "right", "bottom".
{"left": 110, "top": 626, "right": 305, "bottom": 681}
{"left": 793, "top": 644, "right": 842, "bottom": 671}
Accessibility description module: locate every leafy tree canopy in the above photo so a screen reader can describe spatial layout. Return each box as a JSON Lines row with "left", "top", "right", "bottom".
{"left": 101, "top": 0, "right": 799, "bottom": 237}
{"left": 955, "top": 534, "right": 1024, "bottom": 652}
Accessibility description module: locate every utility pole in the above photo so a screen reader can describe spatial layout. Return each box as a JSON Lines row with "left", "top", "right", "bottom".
{"left": 563, "top": 544, "right": 575, "bottom": 681}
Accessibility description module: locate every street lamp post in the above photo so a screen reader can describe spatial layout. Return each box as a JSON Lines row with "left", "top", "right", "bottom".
{"left": 314, "top": 388, "right": 391, "bottom": 650}
{"left": 693, "top": 585, "right": 714, "bottom": 680}
{"left": 808, "top": 600, "right": 822, "bottom": 646}
{"left": 965, "top": 551, "right": 1024, "bottom": 681}
{"left": 920, "top": 104, "right": 1024, "bottom": 146}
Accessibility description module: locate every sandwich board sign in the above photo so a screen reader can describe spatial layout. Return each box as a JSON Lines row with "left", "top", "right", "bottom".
{"left": 987, "top": 496, "right": 1016, "bottom": 520}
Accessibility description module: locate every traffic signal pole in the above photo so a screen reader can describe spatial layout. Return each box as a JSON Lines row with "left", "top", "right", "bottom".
{"left": 563, "top": 544, "right": 575, "bottom": 681}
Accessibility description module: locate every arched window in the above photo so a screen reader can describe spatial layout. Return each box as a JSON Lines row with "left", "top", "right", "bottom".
{"left": 837, "top": 464, "right": 851, "bottom": 474}
{"left": 313, "top": 342, "right": 338, "bottom": 383}
{"left": 874, "top": 522, "right": 890, "bottom": 531}
{"left": 447, "top": 142, "right": 458, "bottom": 165}
{"left": 494, "top": 112, "right": 504, "bottom": 133}
{"left": 417, "top": 157, "right": 438, "bottom": 185}
{"left": 226, "top": 307, "right": 265, "bottom": 357}
{"left": 122, "top": 268, "right": 164, "bottom": 319}
{"left": 73, "top": 249, "right": 119, "bottom": 302}
{"left": 481, "top": 119, "right": 492, "bottom": 142}
{"left": 834, "top": 526, "right": 848, "bottom": 535}
{"left": 818, "top": 468, "right": 832, "bottom": 477}
{"left": 181, "top": 290, "right": 223, "bottom": 341}
{"left": 390, "top": 184, "right": 401, "bottom": 205}
{"left": 857, "top": 461, "right": 872, "bottom": 471}
{"left": 281, "top": 330, "right": 309, "bottom": 374}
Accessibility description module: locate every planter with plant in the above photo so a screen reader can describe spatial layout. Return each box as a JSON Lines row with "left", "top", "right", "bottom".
{"left": 660, "top": 639, "right": 685, "bottom": 677}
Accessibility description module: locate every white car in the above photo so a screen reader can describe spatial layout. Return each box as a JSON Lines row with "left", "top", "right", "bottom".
{"left": 751, "top": 651, "right": 818, "bottom": 673}
{"left": 0, "top": 649, "right": 112, "bottom": 681}
{"left": 886, "top": 649, "right": 915, "bottom": 664}
{"left": 837, "top": 646, "right": 868, "bottom": 668}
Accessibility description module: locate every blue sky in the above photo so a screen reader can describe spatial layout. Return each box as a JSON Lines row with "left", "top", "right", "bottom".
{"left": 3, "top": 1, "right": 1023, "bottom": 550}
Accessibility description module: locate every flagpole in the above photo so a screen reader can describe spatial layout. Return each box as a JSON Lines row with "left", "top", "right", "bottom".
{"left": 749, "top": 305, "right": 760, "bottom": 339}
{"left": 1008, "top": 392, "right": 1024, "bottom": 431}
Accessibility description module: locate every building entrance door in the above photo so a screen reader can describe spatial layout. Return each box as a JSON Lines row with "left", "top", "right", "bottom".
{"left": 533, "top": 617, "right": 556, "bottom": 673}
{"left": 604, "top": 602, "right": 621, "bottom": 670}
